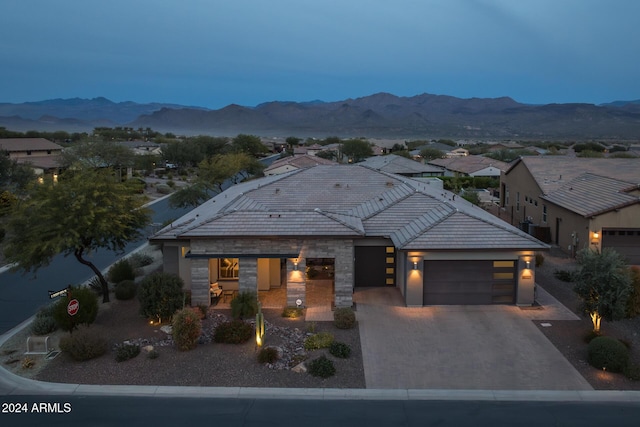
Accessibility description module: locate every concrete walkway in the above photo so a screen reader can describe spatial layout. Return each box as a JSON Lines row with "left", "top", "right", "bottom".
{"left": 354, "top": 287, "right": 592, "bottom": 390}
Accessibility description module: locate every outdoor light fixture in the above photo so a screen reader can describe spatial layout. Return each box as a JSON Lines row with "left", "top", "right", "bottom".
{"left": 591, "top": 231, "right": 600, "bottom": 245}
{"left": 413, "top": 261, "right": 418, "bottom": 270}
{"left": 293, "top": 259, "right": 299, "bottom": 271}
{"left": 525, "top": 260, "right": 531, "bottom": 269}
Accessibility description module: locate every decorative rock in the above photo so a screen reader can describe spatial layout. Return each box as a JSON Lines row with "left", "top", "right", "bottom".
{"left": 160, "top": 325, "right": 172, "bottom": 334}
{"left": 291, "top": 362, "right": 307, "bottom": 373}
{"left": 142, "top": 345, "right": 154, "bottom": 353}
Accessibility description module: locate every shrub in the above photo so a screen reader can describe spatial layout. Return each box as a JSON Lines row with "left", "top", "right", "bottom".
{"left": 166, "top": 180, "right": 176, "bottom": 188}
{"left": 22, "top": 357, "right": 35, "bottom": 369}
{"left": 147, "top": 349, "right": 159, "bottom": 359}
{"left": 329, "top": 341, "right": 351, "bottom": 359}
{"left": 623, "top": 363, "right": 640, "bottom": 381}
{"left": 129, "top": 251, "right": 154, "bottom": 268}
{"left": 115, "top": 280, "right": 137, "bottom": 300}
{"left": 282, "top": 306, "right": 304, "bottom": 318}
{"left": 554, "top": 269, "right": 575, "bottom": 282}
{"left": 626, "top": 266, "right": 640, "bottom": 318}
{"left": 257, "top": 347, "right": 279, "bottom": 364}
{"left": 115, "top": 343, "right": 141, "bottom": 362}
{"left": 108, "top": 259, "right": 135, "bottom": 284}
{"left": 87, "top": 276, "right": 104, "bottom": 297}
{"left": 587, "top": 336, "right": 629, "bottom": 373}
{"left": 137, "top": 272, "right": 185, "bottom": 321}
{"left": 172, "top": 307, "right": 202, "bottom": 351}
{"left": 32, "top": 305, "right": 58, "bottom": 335}
{"left": 583, "top": 330, "right": 601, "bottom": 344}
{"left": 308, "top": 355, "right": 336, "bottom": 378}
{"left": 535, "top": 253, "right": 544, "bottom": 268}
{"left": 156, "top": 184, "right": 172, "bottom": 194}
{"left": 214, "top": 320, "right": 252, "bottom": 344}
{"left": 334, "top": 307, "right": 356, "bottom": 329}
{"left": 304, "top": 332, "right": 335, "bottom": 350}
{"left": 52, "top": 286, "right": 99, "bottom": 332}
{"left": 230, "top": 291, "right": 259, "bottom": 320}
{"left": 59, "top": 327, "right": 108, "bottom": 361}
{"left": 31, "top": 315, "right": 58, "bottom": 336}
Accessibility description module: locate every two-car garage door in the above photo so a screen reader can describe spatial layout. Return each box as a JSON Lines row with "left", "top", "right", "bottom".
{"left": 423, "top": 260, "right": 516, "bottom": 305}
{"left": 602, "top": 229, "right": 640, "bottom": 265}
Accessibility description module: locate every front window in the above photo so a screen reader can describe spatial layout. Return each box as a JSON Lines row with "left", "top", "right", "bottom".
{"left": 219, "top": 258, "right": 239, "bottom": 279}
{"left": 542, "top": 205, "right": 547, "bottom": 223}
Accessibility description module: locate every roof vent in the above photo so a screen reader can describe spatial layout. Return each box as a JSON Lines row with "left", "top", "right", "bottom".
{"left": 334, "top": 183, "right": 341, "bottom": 188}
{"left": 386, "top": 182, "right": 394, "bottom": 187}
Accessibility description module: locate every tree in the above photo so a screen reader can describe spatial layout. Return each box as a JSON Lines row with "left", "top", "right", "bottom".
{"left": 419, "top": 147, "right": 445, "bottom": 161}
{"left": 573, "top": 248, "right": 633, "bottom": 333}
{"left": 61, "top": 141, "right": 136, "bottom": 174}
{"left": 230, "top": 134, "right": 269, "bottom": 157}
{"left": 4, "top": 168, "right": 151, "bottom": 302}
{"left": 341, "top": 139, "right": 372, "bottom": 163}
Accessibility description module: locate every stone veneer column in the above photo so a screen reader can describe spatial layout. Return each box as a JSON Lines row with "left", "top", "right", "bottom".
{"left": 333, "top": 244, "right": 354, "bottom": 308}
{"left": 190, "top": 258, "right": 210, "bottom": 306}
{"left": 286, "top": 258, "right": 306, "bottom": 307}
{"left": 238, "top": 258, "right": 258, "bottom": 294}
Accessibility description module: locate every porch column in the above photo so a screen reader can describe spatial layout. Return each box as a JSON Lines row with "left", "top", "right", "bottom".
{"left": 517, "top": 255, "right": 535, "bottom": 306}
{"left": 334, "top": 245, "right": 354, "bottom": 308}
{"left": 286, "top": 258, "right": 306, "bottom": 307}
{"left": 191, "top": 258, "right": 210, "bottom": 306}
{"left": 238, "top": 257, "right": 258, "bottom": 294}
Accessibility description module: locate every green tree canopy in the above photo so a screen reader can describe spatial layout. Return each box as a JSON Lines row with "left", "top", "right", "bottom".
{"left": 61, "top": 141, "right": 136, "bottom": 170}
{"left": 230, "top": 134, "right": 269, "bottom": 156}
{"left": 4, "top": 168, "right": 151, "bottom": 302}
{"left": 419, "top": 147, "right": 445, "bottom": 161}
{"left": 573, "top": 248, "right": 633, "bottom": 333}
{"left": 341, "top": 139, "right": 373, "bottom": 163}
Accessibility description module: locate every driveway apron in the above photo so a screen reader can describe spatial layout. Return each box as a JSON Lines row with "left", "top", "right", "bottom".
{"left": 355, "top": 288, "right": 593, "bottom": 390}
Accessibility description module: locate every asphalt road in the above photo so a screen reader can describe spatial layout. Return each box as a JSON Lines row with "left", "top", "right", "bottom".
{"left": 1, "top": 396, "right": 640, "bottom": 426}
{"left": 0, "top": 196, "right": 192, "bottom": 334}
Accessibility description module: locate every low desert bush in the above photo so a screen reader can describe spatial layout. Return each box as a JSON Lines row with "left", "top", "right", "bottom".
{"left": 231, "top": 291, "right": 259, "bottom": 320}
{"left": 308, "top": 355, "right": 336, "bottom": 378}
{"left": 214, "top": 320, "right": 252, "bottom": 344}
{"left": 22, "top": 357, "right": 35, "bottom": 369}
{"left": 172, "top": 307, "right": 202, "bottom": 351}
{"left": 626, "top": 266, "right": 640, "bottom": 318}
{"left": 128, "top": 251, "right": 154, "bottom": 268}
{"left": 623, "top": 363, "right": 640, "bottom": 381}
{"left": 282, "top": 306, "right": 304, "bottom": 318}
{"left": 329, "top": 341, "right": 351, "bottom": 359}
{"left": 257, "top": 347, "right": 279, "bottom": 364}
{"left": 583, "top": 330, "right": 601, "bottom": 344}
{"left": 554, "top": 269, "right": 575, "bottom": 282}
{"left": 115, "top": 280, "right": 137, "bottom": 300}
{"left": 137, "top": 272, "right": 184, "bottom": 321}
{"left": 31, "top": 315, "right": 58, "bottom": 336}
{"left": 108, "top": 259, "right": 135, "bottom": 284}
{"left": 334, "top": 307, "right": 356, "bottom": 329}
{"left": 115, "top": 343, "right": 141, "bottom": 362}
{"left": 304, "top": 332, "right": 334, "bottom": 350}
{"left": 156, "top": 183, "right": 172, "bottom": 194}
{"left": 52, "top": 286, "right": 99, "bottom": 332}
{"left": 59, "top": 327, "right": 108, "bottom": 361}
{"left": 587, "top": 336, "right": 629, "bottom": 373}
{"left": 147, "top": 349, "right": 160, "bottom": 359}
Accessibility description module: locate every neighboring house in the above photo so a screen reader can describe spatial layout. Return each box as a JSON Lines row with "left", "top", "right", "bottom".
{"left": 0, "top": 138, "right": 63, "bottom": 179}
{"left": 447, "top": 147, "right": 469, "bottom": 157}
{"left": 119, "top": 140, "right": 162, "bottom": 156}
{"left": 427, "top": 156, "right": 509, "bottom": 177}
{"left": 151, "top": 165, "right": 547, "bottom": 310}
{"left": 359, "top": 154, "right": 445, "bottom": 178}
{"left": 500, "top": 157, "right": 640, "bottom": 263}
{"left": 263, "top": 154, "right": 337, "bottom": 176}
{"left": 487, "top": 142, "right": 524, "bottom": 152}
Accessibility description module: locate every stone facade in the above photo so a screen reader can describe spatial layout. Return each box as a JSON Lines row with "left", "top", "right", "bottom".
{"left": 188, "top": 238, "right": 355, "bottom": 307}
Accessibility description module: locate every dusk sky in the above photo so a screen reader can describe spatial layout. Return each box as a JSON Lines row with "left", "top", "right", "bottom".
{"left": 1, "top": 0, "right": 639, "bottom": 109}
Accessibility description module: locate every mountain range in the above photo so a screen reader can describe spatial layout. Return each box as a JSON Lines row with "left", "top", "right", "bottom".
{"left": 1, "top": 93, "right": 640, "bottom": 140}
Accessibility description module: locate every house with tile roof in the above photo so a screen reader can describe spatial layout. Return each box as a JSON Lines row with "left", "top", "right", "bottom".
{"left": 0, "top": 138, "right": 63, "bottom": 178}
{"left": 359, "top": 154, "right": 444, "bottom": 178}
{"left": 151, "top": 164, "right": 547, "bottom": 309}
{"left": 428, "top": 155, "right": 510, "bottom": 177}
{"left": 500, "top": 157, "right": 640, "bottom": 263}
{"left": 264, "top": 154, "right": 337, "bottom": 176}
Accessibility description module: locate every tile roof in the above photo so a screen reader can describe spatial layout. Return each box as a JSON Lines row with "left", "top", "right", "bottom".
{"left": 264, "top": 154, "right": 336, "bottom": 174}
{"left": 359, "top": 154, "right": 444, "bottom": 174}
{"left": 509, "top": 157, "right": 640, "bottom": 217}
{"left": 0, "top": 138, "right": 63, "bottom": 152}
{"left": 428, "top": 156, "right": 510, "bottom": 174}
{"left": 153, "top": 165, "right": 547, "bottom": 251}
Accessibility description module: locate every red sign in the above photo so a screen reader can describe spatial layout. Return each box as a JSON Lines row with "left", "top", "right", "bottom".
{"left": 67, "top": 299, "right": 79, "bottom": 316}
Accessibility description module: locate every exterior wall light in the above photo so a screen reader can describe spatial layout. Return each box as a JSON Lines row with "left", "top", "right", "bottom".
{"left": 293, "top": 259, "right": 299, "bottom": 271}
{"left": 525, "top": 260, "right": 531, "bottom": 269}
{"left": 413, "top": 261, "right": 418, "bottom": 270}
{"left": 591, "top": 231, "right": 600, "bottom": 245}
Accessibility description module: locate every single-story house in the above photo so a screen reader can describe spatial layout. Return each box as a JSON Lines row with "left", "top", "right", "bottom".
{"left": 428, "top": 156, "right": 510, "bottom": 178}
{"left": 0, "top": 138, "right": 63, "bottom": 179}
{"left": 264, "top": 154, "right": 337, "bottom": 176}
{"left": 500, "top": 157, "right": 640, "bottom": 263}
{"left": 151, "top": 165, "right": 548, "bottom": 309}
{"left": 359, "top": 154, "right": 445, "bottom": 178}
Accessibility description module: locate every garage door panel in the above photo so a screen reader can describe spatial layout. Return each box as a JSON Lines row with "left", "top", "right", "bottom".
{"left": 424, "top": 260, "right": 515, "bottom": 305}
{"left": 602, "top": 229, "right": 640, "bottom": 265}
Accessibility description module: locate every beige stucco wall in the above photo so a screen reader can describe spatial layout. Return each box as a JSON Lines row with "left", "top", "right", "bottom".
{"left": 500, "top": 161, "right": 546, "bottom": 227}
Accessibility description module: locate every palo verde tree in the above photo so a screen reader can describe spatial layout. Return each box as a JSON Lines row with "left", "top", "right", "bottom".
{"left": 573, "top": 248, "right": 633, "bottom": 333}
{"left": 4, "top": 168, "right": 151, "bottom": 303}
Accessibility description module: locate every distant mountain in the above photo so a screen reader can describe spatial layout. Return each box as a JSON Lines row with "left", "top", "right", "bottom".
{"left": 2, "top": 93, "right": 640, "bottom": 139}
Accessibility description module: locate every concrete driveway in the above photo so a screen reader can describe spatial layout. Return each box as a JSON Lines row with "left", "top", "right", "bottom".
{"left": 354, "top": 287, "right": 592, "bottom": 390}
